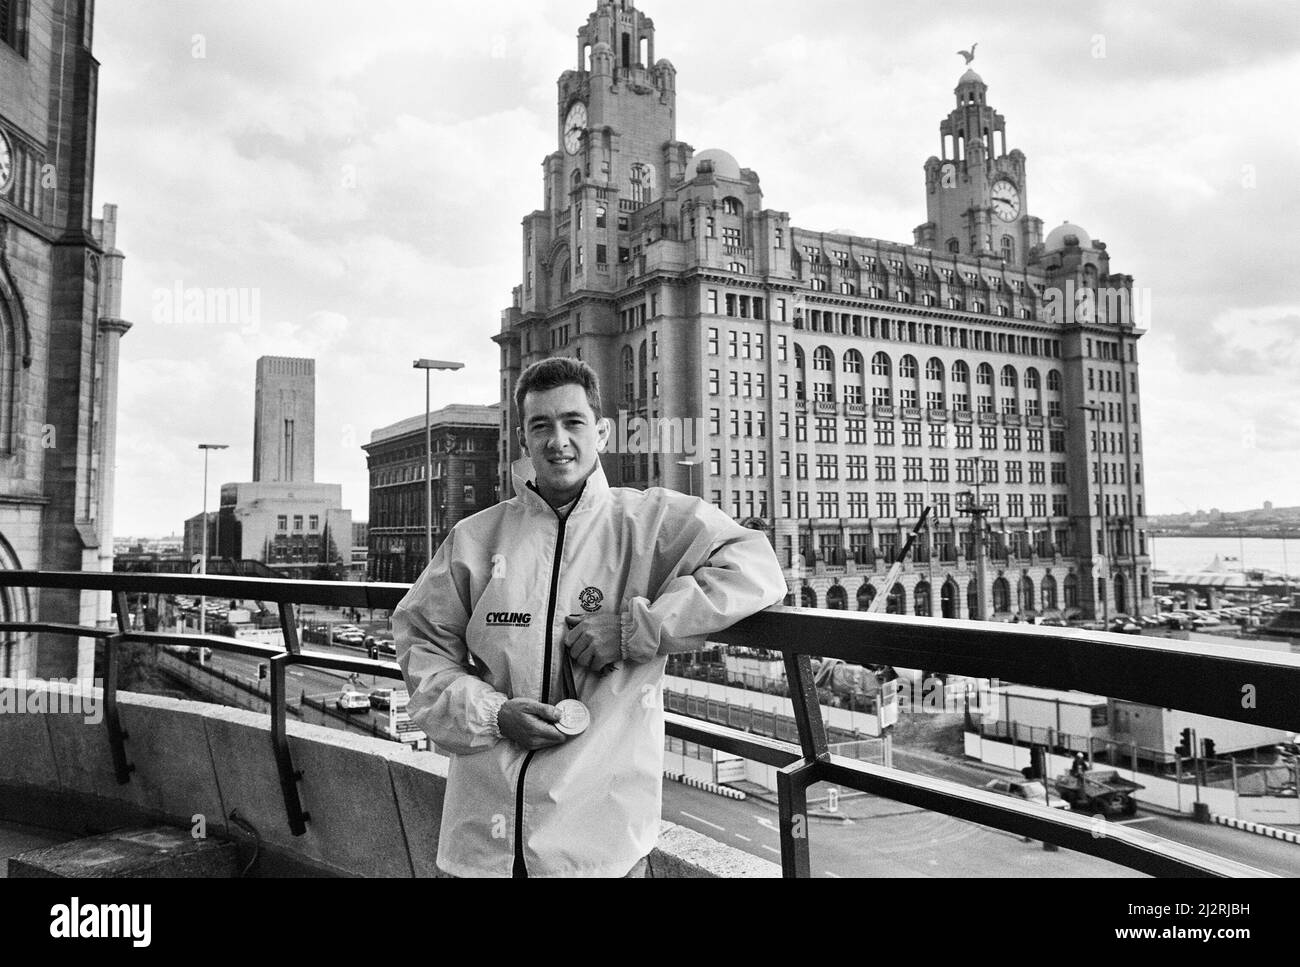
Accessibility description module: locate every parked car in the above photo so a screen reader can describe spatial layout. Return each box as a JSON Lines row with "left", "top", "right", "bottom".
{"left": 369, "top": 687, "right": 395, "bottom": 710}
{"left": 336, "top": 689, "right": 370, "bottom": 713}
{"left": 1108, "top": 615, "right": 1141, "bottom": 634}
{"left": 332, "top": 628, "right": 366, "bottom": 645}
{"left": 985, "top": 777, "right": 1070, "bottom": 810}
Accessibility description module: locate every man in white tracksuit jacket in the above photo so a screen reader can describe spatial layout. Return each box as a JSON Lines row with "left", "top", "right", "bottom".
{"left": 394, "top": 358, "right": 787, "bottom": 877}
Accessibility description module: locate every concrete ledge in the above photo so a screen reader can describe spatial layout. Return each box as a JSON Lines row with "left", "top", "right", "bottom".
{"left": 1211, "top": 813, "right": 1300, "bottom": 845}
{"left": 0, "top": 680, "right": 777, "bottom": 877}
{"left": 9, "top": 826, "right": 239, "bottom": 878}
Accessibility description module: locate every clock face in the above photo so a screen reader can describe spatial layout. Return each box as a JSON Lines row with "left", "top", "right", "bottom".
{"left": 991, "top": 177, "right": 1021, "bottom": 221}
{"left": 563, "top": 101, "right": 588, "bottom": 155}
{"left": 0, "top": 131, "right": 12, "bottom": 196}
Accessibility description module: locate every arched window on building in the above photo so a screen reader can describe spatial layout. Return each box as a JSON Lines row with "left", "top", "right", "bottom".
{"left": 637, "top": 340, "right": 648, "bottom": 401}
{"left": 900, "top": 355, "right": 919, "bottom": 379}
{"left": 925, "top": 357, "right": 944, "bottom": 381}
{"left": 976, "top": 363, "right": 994, "bottom": 385}
{"left": 1041, "top": 573, "right": 1058, "bottom": 611}
{"left": 857, "top": 583, "right": 876, "bottom": 611}
{"left": 1001, "top": 235, "right": 1015, "bottom": 262}
{"left": 826, "top": 584, "right": 847, "bottom": 610}
{"left": 813, "top": 346, "right": 834, "bottom": 372}
{"left": 887, "top": 582, "right": 906, "bottom": 614}
{"left": 941, "top": 578, "right": 958, "bottom": 618}
{"left": 1018, "top": 575, "right": 1035, "bottom": 614}
{"left": 1048, "top": 369, "right": 1062, "bottom": 393}
{"left": 951, "top": 359, "right": 969, "bottom": 385}
{"left": 871, "top": 352, "right": 891, "bottom": 377}
{"left": 800, "top": 585, "right": 818, "bottom": 609}
{"left": 913, "top": 580, "right": 931, "bottom": 616}
{"left": 1000, "top": 364, "right": 1017, "bottom": 388}
{"left": 992, "top": 577, "right": 1010, "bottom": 613}
{"left": 843, "top": 349, "right": 864, "bottom": 374}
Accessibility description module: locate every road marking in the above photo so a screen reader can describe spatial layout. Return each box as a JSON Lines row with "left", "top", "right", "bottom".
{"left": 755, "top": 816, "right": 778, "bottom": 832}
{"left": 824, "top": 870, "right": 842, "bottom": 878}
{"left": 679, "top": 811, "right": 725, "bottom": 832}
{"left": 1115, "top": 816, "right": 1156, "bottom": 825}
{"left": 761, "top": 844, "right": 780, "bottom": 855}
{"left": 734, "top": 834, "right": 752, "bottom": 842}
{"left": 289, "top": 670, "right": 304, "bottom": 678}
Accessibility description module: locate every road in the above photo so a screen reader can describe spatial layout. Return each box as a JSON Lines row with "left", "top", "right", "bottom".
{"left": 663, "top": 781, "right": 1144, "bottom": 877}
{"left": 664, "top": 746, "right": 1300, "bottom": 877}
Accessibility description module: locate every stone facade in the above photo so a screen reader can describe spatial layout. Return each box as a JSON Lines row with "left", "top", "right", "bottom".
{"left": 496, "top": 0, "right": 1153, "bottom": 623}
{"left": 364, "top": 403, "right": 500, "bottom": 582}
{"left": 253, "top": 356, "right": 315, "bottom": 484}
{"left": 0, "top": 0, "right": 130, "bottom": 676}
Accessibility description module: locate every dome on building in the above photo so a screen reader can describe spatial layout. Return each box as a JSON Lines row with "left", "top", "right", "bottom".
{"left": 592, "top": 41, "right": 612, "bottom": 55}
{"left": 1044, "top": 221, "right": 1093, "bottom": 251}
{"left": 685, "top": 148, "right": 742, "bottom": 181}
{"left": 958, "top": 68, "right": 984, "bottom": 86}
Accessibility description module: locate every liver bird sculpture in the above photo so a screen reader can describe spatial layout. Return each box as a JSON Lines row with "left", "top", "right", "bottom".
{"left": 958, "top": 43, "right": 978, "bottom": 64}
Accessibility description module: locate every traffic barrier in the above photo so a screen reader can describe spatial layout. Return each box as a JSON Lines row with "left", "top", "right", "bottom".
{"left": 663, "top": 770, "right": 747, "bottom": 801}
{"left": 1210, "top": 812, "right": 1300, "bottom": 845}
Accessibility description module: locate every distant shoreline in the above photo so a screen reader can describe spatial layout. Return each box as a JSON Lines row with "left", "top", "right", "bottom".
{"left": 1151, "top": 531, "right": 1300, "bottom": 540}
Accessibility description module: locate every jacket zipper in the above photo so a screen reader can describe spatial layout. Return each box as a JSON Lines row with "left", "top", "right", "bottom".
{"left": 513, "top": 487, "right": 579, "bottom": 878}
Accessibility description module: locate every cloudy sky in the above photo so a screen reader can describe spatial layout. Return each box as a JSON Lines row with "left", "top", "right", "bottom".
{"left": 93, "top": 0, "right": 1300, "bottom": 535}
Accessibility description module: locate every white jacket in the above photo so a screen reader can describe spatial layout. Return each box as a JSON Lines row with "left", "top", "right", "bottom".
{"left": 394, "top": 458, "right": 787, "bottom": 877}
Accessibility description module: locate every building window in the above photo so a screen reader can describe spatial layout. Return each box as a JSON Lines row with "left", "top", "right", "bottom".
{"left": 707, "top": 290, "right": 718, "bottom": 314}
{"left": 277, "top": 515, "right": 288, "bottom": 531}
{"left": 293, "top": 515, "right": 303, "bottom": 531}
{"left": 309, "top": 515, "right": 319, "bottom": 530}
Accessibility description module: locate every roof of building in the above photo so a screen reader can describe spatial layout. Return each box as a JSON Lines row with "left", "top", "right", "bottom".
{"left": 686, "top": 147, "right": 742, "bottom": 182}
{"left": 368, "top": 403, "right": 500, "bottom": 445}
{"left": 958, "top": 68, "right": 985, "bottom": 86}
{"left": 1044, "top": 221, "right": 1092, "bottom": 251}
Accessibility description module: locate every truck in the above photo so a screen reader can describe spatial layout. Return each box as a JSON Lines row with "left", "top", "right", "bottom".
{"left": 1053, "top": 768, "right": 1143, "bottom": 816}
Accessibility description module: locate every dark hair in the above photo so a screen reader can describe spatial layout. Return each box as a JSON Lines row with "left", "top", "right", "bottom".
{"left": 514, "top": 357, "right": 603, "bottom": 424}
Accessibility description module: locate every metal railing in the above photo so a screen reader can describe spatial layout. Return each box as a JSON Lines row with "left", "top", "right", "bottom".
{"left": 2, "top": 570, "right": 1297, "bottom": 878}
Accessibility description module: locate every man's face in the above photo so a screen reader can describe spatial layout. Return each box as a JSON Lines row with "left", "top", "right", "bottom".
{"left": 518, "top": 383, "right": 608, "bottom": 505}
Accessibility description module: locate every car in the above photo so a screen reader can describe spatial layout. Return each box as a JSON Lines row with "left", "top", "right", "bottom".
{"left": 369, "top": 687, "right": 395, "bottom": 710}
{"left": 985, "top": 777, "right": 1070, "bottom": 810}
{"left": 332, "top": 628, "right": 366, "bottom": 645}
{"left": 336, "top": 689, "right": 370, "bottom": 713}
{"left": 1161, "top": 614, "right": 1193, "bottom": 630}
{"left": 1108, "top": 615, "right": 1141, "bottom": 634}
{"left": 1189, "top": 615, "right": 1221, "bottom": 628}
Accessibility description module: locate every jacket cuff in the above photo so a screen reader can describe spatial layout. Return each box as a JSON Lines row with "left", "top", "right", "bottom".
{"left": 483, "top": 691, "right": 509, "bottom": 739}
{"left": 619, "top": 602, "right": 659, "bottom": 663}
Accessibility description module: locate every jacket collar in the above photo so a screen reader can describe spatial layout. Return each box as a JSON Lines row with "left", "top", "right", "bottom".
{"left": 511, "top": 456, "right": 611, "bottom": 517}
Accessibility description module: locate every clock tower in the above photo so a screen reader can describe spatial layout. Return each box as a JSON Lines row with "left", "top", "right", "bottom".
{"left": 523, "top": 0, "right": 683, "bottom": 310}
{"left": 914, "top": 67, "right": 1042, "bottom": 266}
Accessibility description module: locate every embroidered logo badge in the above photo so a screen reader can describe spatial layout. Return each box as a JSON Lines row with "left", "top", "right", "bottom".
{"left": 578, "top": 587, "right": 604, "bottom": 613}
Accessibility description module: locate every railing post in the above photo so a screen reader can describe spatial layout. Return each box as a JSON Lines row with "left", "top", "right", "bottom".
{"left": 776, "top": 761, "right": 817, "bottom": 879}
{"left": 777, "top": 652, "right": 827, "bottom": 878}
{"left": 270, "top": 653, "right": 310, "bottom": 835}
{"left": 101, "top": 631, "right": 135, "bottom": 785}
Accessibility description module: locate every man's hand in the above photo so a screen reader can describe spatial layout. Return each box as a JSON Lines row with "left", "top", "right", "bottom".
{"left": 564, "top": 613, "right": 622, "bottom": 671}
{"left": 497, "top": 698, "right": 566, "bottom": 750}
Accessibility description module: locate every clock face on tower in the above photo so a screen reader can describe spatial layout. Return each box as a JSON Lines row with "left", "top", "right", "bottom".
{"left": 563, "top": 101, "right": 588, "bottom": 155}
{"left": 0, "top": 130, "right": 13, "bottom": 195}
{"left": 991, "top": 177, "right": 1021, "bottom": 222}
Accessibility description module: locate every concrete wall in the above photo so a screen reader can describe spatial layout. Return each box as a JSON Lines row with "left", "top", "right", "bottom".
{"left": 0, "top": 678, "right": 778, "bottom": 877}
{"left": 666, "top": 674, "right": 881, "bottom": 736}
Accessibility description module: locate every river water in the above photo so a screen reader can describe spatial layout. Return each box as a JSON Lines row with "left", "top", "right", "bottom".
{"left": 1149, "top": 535, "right": 1298, "bottom": 578}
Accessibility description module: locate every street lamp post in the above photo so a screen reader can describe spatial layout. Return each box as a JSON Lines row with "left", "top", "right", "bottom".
{"left": 412, "top": 359, "right": 465, "bottom": 569}
{"left": 676, "top": 458, "right": 699, "bottom": 498}
{"left": 1078, "top": 404, "right": 1111, "bottom": 626}
{"left": 197, "top": 443, "right": 229, "bottom": 637}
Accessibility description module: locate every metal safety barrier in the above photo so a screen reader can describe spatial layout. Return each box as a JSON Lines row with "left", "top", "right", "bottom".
{"left": 2, "top": 570, "right": 1297, "bottom": 877}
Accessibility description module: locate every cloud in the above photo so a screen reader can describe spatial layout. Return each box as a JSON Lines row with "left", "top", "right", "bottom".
{"left": 93, "top": 0, "right": 1300, "bottom": 532}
